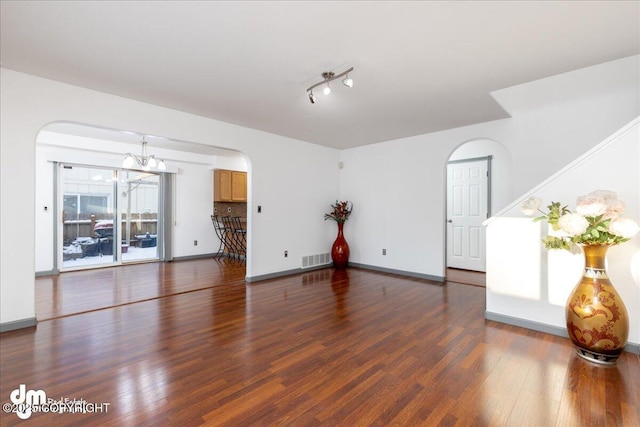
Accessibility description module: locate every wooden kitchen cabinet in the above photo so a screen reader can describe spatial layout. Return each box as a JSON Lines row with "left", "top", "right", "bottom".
{"left": 230, "top": 171, "right": 247, "bottom": 202}
{"left": 214, "top": 169, "right": 247, "bottom": 202}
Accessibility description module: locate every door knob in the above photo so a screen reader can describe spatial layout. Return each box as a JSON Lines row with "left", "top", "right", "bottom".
{"left": 447, "top": 219, "right": 453, "bottom": 223}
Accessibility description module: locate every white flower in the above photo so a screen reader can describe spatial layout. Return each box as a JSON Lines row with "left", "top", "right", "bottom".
{"left": 575, "top": 195, "right": 607, "bottom": 217}
{"left": 588, "top": 190, "right": 617, "bottom": 202}
{"left": 521, "top": 196, "right": 542, "bottom": 216}
{"left": 558, "top": 213, "right": 589, "bottom": 236}
{"left": 585, "top": 190, "right": 625, "bottom": 220}
{"left": 609, "top": 218, "right": 640, "bottom": 239}
{"left": 603, "top": 199, "right": 626, "bottom": 220}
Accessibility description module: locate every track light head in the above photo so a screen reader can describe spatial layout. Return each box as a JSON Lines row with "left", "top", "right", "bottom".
{"left": 308, "top": 91, "right": 316, "bottom": 104}
{"left": 342, "top": 75, "right": 353, "bottom": 88}
{"left": 323, "top": 84, "right": 332, "bottom": 95}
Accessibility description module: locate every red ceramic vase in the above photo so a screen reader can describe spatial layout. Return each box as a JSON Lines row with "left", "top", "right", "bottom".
{"left": 331, "top": 222, "right": 350, "bottom": 269}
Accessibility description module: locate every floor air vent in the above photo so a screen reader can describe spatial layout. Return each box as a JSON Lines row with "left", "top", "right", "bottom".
{"left": 302, "top": 253, "right": 331, "bottom": 269}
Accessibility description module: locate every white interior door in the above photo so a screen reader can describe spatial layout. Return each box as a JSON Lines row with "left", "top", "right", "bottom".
{"left": 446, "top": 158, "right": 489, "bottom": 272}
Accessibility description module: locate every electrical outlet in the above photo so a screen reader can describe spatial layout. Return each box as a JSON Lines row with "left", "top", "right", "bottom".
{"left": 227, "top": 207, "right": 232, "bottom": 213}
{"left": 284, "top": 250, "right": 288, "bottom": 258}
{"left": 194, "top": 240, "right": 198, "bottom": 246}
{"left": 382, "top": 248, "right": 386, "bottom": 255}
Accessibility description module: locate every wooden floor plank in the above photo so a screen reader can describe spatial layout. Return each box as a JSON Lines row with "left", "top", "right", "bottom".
{"left": 1, "top": 259, "right": 638, "bottom": 426}
{"left": 446, "top": 267, "right": 486, "bottom": 287}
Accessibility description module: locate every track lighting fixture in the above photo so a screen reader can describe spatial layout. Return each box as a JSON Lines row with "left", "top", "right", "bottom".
{"left": 306, "top": 67, "right": 354, "bottom": 104}
{"left": 122, "top": 137, "right": 166, "bottom": 171}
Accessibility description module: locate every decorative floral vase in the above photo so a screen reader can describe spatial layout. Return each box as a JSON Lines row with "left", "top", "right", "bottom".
{"left": 331, "top": 222, "right": 350, "bottom": 269}
{"left": 565, "top": 244, "right": 629, "bottom": 365}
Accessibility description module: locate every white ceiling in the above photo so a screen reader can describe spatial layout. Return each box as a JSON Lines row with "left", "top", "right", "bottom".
{"left": 1, "top": 1, "right": 638, "bottom": 150}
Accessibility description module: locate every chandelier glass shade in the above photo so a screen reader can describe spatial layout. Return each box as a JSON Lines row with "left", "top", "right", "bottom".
{"left": 122, "top": 137, "right": 166, "bottom": 171}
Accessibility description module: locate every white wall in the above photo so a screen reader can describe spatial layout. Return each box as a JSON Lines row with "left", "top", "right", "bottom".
{"left": 339, "top": 123, "right": 509, "bottom": 277}
{"left": 491, "top": 55, "right": 640, "bottom": 195}
{"left": 215, "top": 156, "right": 247, "bottom": 172}
{"left": 34, "top": 147, "right": 56, "bottom": 272}
{"left": 1, "top": 68, "right": 340, "bottom": 326}
{"left": 339, "top": 55, "right": 639, "bottom": 279}
{"left": 486, "top": 119, "right": 640, "bottom": 345}
{"left": 172, "top": 160, "right": 220, "bottom": 259}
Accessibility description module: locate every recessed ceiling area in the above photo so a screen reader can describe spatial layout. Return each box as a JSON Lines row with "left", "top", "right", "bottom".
{"left": 2, "top": 1, "right": 638, "bottom": 149}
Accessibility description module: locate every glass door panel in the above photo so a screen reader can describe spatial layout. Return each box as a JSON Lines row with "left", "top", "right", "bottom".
{"left": 120, "top": 171, "right": 160, "bottom": 262}
{"left": 61, "top": 165, "right": 117, "bottom": 269}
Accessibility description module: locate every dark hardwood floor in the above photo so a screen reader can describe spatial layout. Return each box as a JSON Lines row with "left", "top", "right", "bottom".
{"left": 1, "top": 259, "right": 638, "bottom": 426}
{"left": 34, "top": 258, "right": 247, "bottom": 320}
{"left": 446, "top": 268, "right": 486, "bottom": 287}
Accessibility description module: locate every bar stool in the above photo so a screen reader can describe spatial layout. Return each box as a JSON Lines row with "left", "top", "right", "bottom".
{"left": 231, "top": 216, "right": 247, "bottom": 259}
{"left": 210, "top": 215, "right": 227, "bottom": 257}
{"left": 221, "top": 216, "right": 240, "bottom": 259}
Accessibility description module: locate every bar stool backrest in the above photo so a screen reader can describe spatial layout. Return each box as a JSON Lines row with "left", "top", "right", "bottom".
{"left": 232, "top": 216, "right": 246, "bottom": 233}
{"left": 211, "top": 215, "right": 225, "bottom": 239}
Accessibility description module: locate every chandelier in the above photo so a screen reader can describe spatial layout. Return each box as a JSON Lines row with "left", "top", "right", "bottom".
{"left": 306, "top": 67, "right": 354, "bottom": 104}
{"left": 122, "top": 137, "right": 166, "bottom": 171}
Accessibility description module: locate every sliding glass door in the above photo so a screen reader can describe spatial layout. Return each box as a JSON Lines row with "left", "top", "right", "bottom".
{"left": 120, "top": 171, "right": 160, "bottom": 262}
{"left": 60, "top": 165, "right": 118, "bottom": 269}
{"left": 59, "top": 164, "right": 162, "bottom": 271}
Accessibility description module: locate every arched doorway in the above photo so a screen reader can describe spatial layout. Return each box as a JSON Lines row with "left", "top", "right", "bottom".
{"left": 445, "top": 139, "right": 512, "bottom": 275}
{"left": 36, "top": 121, "right": 248, "bottom": 273}
{"left": 34, "top": 122, "right": 250, "bottom": 319}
